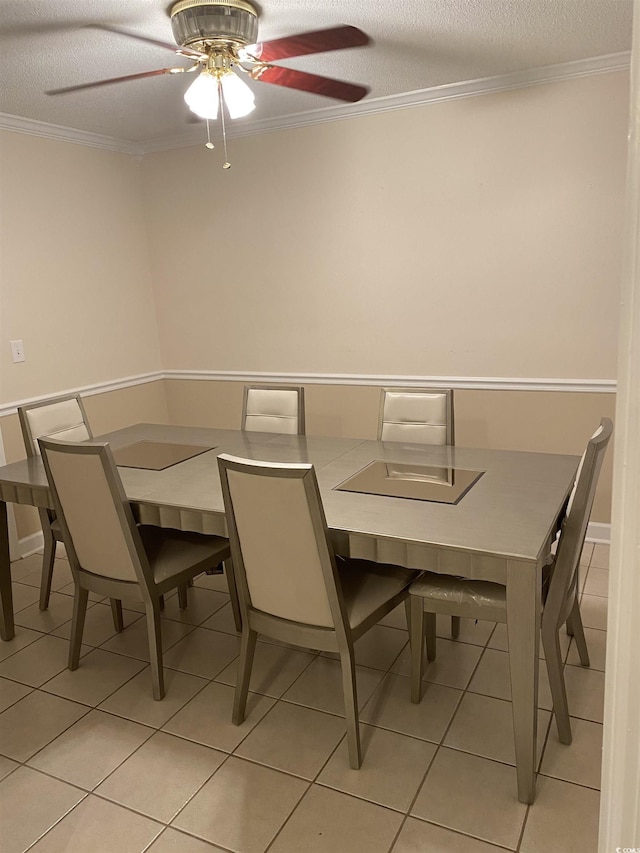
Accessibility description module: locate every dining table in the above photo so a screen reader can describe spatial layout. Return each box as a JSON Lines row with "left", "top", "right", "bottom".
{"left": 0, "top": 421, "right": 579, "bottom": 804}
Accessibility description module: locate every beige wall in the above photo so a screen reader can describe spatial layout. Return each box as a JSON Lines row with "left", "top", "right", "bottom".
{"left": 0, "top": 131, "right": 163, "bottom": 404}
{"left": 142, "top": 71, "right": 627, "bottom": 380}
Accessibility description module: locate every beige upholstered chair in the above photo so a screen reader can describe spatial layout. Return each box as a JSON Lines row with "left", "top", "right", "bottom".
{"left": 17, "top": 395, "right": 110, "bottom": 612}
{"left": 378, "top": 388, "right": 454, "bottom": 446}
{"left": 378, "top": 387, "right": 459, "bottom": 636}
{"left": 218, "top": 453, "right": 416, "bottom": 768}
{"left": 241, "top": 385, "right": 305, "bottom": 435}
{"left": 40, "top": 438, "right": 231, "bottom": 700}
{"left": 409, "top": 418, "right": 612, "bottom": 745}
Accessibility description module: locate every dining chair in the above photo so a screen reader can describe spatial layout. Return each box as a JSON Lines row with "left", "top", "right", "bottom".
{"left": 218, "top": 452, "right": 417, "bottom": 768}
{"left": 378, "top": 388, "right": 454, "bottom": 445}
{"left": 409, "top": 418, "right": 612, "bottom": 745}
{"left": 39, "top": 437, "right": 232, "bottom": 700}
{"left": 17, "top": 394, "right": 125, "bottom": 629}
{"left": 241, "top": 385, "right": 305, "bottom": 435}
{"left": 378, "top": 387, "right": 460, "bottom": 637}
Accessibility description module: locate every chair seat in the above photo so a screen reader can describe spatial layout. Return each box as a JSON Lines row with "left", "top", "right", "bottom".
{"left": 338, "top": 558, "right": 417, "bottom": 629}
{"left": 410, "top": 571, "right": 506, "bottom": 611}
{"left": 138, "top": 526, "right": 231, "bottom": 586}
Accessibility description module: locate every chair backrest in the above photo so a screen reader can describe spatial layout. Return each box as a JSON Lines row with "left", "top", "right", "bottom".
{"left": 544, "top": 418, "right": 613, "bottom": 629}
{"left": 18, "top": 394, "right": 92, "bottom": 457}
{"left": 241, "top": 385, "right": 305, "bottom": 435}
{"left": 39, "top": 438, "right": 150, "bottom": 587}
{"left": 218, "top": 453, "right": 345, "bottom": 630}
{"left": 378, "top": 388, "right": 454, "bottom": 445}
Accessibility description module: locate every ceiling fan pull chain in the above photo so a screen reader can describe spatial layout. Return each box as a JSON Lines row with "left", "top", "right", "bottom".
{"left": 218, "top": 80, "right": 232, "bottom": 169}
{"left": 205, "top": 119, "right": 215, "bottom": 150}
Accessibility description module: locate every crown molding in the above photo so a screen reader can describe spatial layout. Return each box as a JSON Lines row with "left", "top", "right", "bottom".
{"left": 0, "top": 113, "right": 143, "bottom": 155}
{"left": 1, "top": 52, "right": 630, "bottom": 156}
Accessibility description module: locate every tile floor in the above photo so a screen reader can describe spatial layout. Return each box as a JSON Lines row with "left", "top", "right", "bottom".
{"left": 0, "top": 543, "right": 609, "bottom": 853}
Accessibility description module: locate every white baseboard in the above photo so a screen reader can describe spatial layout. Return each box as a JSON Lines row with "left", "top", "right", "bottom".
{"left": 586, "top": 522, "right": 611, "bottom": 544}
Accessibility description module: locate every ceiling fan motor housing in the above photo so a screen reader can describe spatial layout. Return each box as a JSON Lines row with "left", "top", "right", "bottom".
{"left": 170, "top": 0, "right": 259, "bottom": 50}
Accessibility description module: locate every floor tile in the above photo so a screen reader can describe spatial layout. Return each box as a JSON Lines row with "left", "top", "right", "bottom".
{"left": 19, "top": 559, "right": 73, "bottom": 591}
{"left": 53, "top": 601, "right": 142, "bottom": 647}
{"left": 0, "top": 765, "right": 85, "bottom": 853}
{"left": 583, "top": 567, "right": 610, "bottom": 598}
{"left": 173, "top": 756, "right": 308, "bottom": 853}
{"left": 10, "top": 581, "right": 41, "bottom": 612}
{"left": 360, "top": 673, "right": 462, "bottom": 743}
{"left": 100, "top": 614, "right": 196, "bottom": 661}
{"left": 323, "top": 624, "right": 409, "bottom": 671}
{"left": 235, "top": 701, "right": 346, "bottom": 779}
{"left": 215, "top": 640, "right": 316, "bottom": 697}
{"left": 27, "top": 708, "right": 154, "bottom": 789}
{"left": 378, "top": 602, "right": 408, "bottom": 630}
{"left": 566, "top": 627, "right": 606, "bottom": 671}
{"left": 99, "top": 667, "right": 208, "bottom": 727}
{"left": 411, "top": 748, "right": 527, "bottom": 849}
{"left": 0, "top": 690, "right": 88, "bottom": 761}
{"left": 579, "top": 594, "right": 608, "bottom": 630}
{"left": 161, "top": 586, "right": 229, "bottom": 625}
{"left": 28, "top": 793, "right": 163, "bottom": 853}
{"left": 147, "top": 827, "right": 229, "bottom": 852}
{"left": 96, "top": 731, "right": 226, "bottom": 822}
{"left": 42, "top": 647, "right": 147, "bottom": 705}
{"left": 0, "top": 674, "right": 32, "bottom": 712}
{"left": 467, "top": 648, "right": 553, "bottom": 710}
{"left": 520, "top": 775, "right": 600, "bottom": 853}
{"left": 0, "top": 754, "right": 19, "bottom": 781}
{"left": 192, "top": 570, "right": 232, "bottom": 593}
{"left": 318, "top": 723, "right": 436, "bottom": 811}
{"left": 487, "top": 622, "right": 571, "bottom": 662}
{"left": 580, "top": 542, "right": 595, "bottom": 566}
{"left": 390, "top": 636, "right": 483, "bottom": 689}
{"left": 201, "top": 600, "right": 239, "bottom": 635}
{"left": 0, "top": 634, "right": 78, "bottom": 686}
{"left": 392, "top": 817, "right": 508, "bottom": 852}
{"left": 590, "top": 544, "right": 610, "bottom": 570}
{"left": 563, "top": 664, "right": 605, "bottom": 723}
{"left": 269, "top": 784, "right": 404, "bottom": 853}
{"left": 10, "top": 553, "right": 48, "bottom": 580}
{"left": 436, "top": 615, "right": 495, "bottom": 646}
{"left": 14, "top": 591, "right": 77, "bottom": 632}
{"left": 443, "top": 692, "right": 551, "bottom": 767}
{"left": 163, "top": 680, "right": 275, "bottom": 752}
{"left": 162, "top": 626, "right": 240, "bottom": 678}
{"left": 540, "top": 716, "right": 603, "bottom": 789}
{"left": 0, "top": 625, "right": 44, "bottom": 662}
{"left": 282, "top": 655, "right": 385, "bottom": 716}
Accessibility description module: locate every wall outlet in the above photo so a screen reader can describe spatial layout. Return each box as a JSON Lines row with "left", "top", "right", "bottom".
{"left": 10, "top": 340, "right": 26, "bottom": 363}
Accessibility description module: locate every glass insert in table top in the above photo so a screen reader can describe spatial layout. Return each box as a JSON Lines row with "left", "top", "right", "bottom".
{"left": 112, "top": 441, "right": 216, "bottom": 471}
{"left": 335, "top": 460, "right": 485, "bottom": 504}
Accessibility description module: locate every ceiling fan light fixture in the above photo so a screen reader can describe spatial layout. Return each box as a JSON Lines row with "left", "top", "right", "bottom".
{"left": 184, "top": 70, "right": 219, "bottom": 119}
{"left": 220, "top": 71, "right": 255, "bottom": 118}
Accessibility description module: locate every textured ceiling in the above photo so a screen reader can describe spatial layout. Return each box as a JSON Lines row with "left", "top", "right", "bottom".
{"left": 0, "top": 0, "right": 633, "bottom": 148}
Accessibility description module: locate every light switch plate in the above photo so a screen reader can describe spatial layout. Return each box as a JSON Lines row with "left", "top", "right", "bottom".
{"left": 10, "top": 340, "right": 25, "bottom": 363}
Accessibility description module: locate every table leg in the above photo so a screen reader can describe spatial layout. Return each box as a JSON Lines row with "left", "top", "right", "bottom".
{"left": 506, "top": 557, "right": 542, "bottom": 804}
{"left": 0, "top": 501, "right": 15, "bottom": 641}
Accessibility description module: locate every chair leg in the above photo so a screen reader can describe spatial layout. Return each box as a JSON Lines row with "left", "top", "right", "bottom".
{"left": 69, "top": 586, "right": 89, "bottom": 670}
{"left": 110, "top": 598, "right": 124, "bottom": 632}
{"left": 339, "top": 647, "right": 362, "bottom": 769}
{"left": 567, "top": 599, "right": 590, "bottom": 667}
{"left": 145, "top": 600, "right": 165, "bottom": 701}
{"left": 225, "top": 559, "right": 242, "bottom": 633}
{"left": 39, "top": 526, "right": 57, "bottom": 611}
{"left": 177, "top": 584, "right": 188, "bottom": 609}
{"left": 542, "top": 626, "right": 572, "bottom": 744}
{"left": 451, "top": 615, "right": 461, "bottom": 639}
{"left": 410, "top": 596, "right": 425, "bottom": 704}
{"left": 233, "top": 628, "right": 258, "bottom": 725}
{"left": 425, "top": 612, "right": 437, "bottom": 661}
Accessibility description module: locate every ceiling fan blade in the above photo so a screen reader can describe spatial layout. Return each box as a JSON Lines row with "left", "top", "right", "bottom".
{"left": 46, "top": 68, "right": 184, "bottom": 96}
{"left": 244, "top": 25, "right": 370, "bottom": 63}
{"left": 251, "top": 65, "right": 368, "bottom": 103}
{"left": 85, "top": 24, "right": 205, "bottom": 58}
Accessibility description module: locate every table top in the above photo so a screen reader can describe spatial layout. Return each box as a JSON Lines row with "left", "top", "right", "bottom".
{"left": 0, "top": 423, "right": 579, "bottom": 566}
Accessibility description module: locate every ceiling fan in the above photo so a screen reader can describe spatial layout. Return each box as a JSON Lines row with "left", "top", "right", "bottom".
{"left": 47, "top": 0, "right": 371, "bottom": 166}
